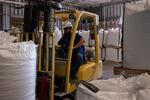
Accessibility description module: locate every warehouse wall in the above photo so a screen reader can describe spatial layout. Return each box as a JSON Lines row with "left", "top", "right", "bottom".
{"left": 123, "top": 9, "right": 150, "bottom": 70}
{"left": 1, "top": 0, "right": 25, "bottom": 30}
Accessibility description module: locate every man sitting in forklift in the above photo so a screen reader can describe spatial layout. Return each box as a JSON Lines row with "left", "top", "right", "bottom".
{"left": 58, "top": 21, "right": 85, "bottom": 80}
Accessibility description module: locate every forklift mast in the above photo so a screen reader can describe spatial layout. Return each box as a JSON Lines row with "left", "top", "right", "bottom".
{"left": 23, "top": 1, "right": 62, "bottom": 100}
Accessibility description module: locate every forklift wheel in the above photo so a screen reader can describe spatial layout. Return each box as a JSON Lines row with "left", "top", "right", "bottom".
{"left": 62, "top": 94, "right": 74, "bottom": 100}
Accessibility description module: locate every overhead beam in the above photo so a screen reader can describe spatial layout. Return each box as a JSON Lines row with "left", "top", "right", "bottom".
{"left": 0, "top": 0, "right": 26, "bottom": 6}
{"left": 100, "top": 0, "right": 141, "bottom": 7}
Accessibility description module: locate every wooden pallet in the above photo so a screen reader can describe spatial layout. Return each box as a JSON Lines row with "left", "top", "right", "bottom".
{"left": 114, "top": 67, "right": 150, "bottom": 75}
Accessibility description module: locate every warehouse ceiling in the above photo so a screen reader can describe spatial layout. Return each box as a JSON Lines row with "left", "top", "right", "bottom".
{"left": 60, "top": 0, "right": 113, "bottom": 8}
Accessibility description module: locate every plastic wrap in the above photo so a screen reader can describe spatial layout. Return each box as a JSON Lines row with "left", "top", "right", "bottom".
{"left": 76, "top": 73, "right": 150, "bottom": 100}
{"left": 76, "top": 76, "right": 135, "bottom": 100}
{"left": 136, "top": 89, "right": 150, "bottom": 100}
{"left": 0, "top": 41, "right": 37, "bottom": 100}
{"left": 126, "top": 0, "right": 150, "bottom": 16}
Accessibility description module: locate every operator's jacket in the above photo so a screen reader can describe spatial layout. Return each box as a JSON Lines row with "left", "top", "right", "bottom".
{"left": 58, "top": 33, "right": 85, "bottom": 57}
{"left": 58, "top": 33, "right": 85, "bottom": 79}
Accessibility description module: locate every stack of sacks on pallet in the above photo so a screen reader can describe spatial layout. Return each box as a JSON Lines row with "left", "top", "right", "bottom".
{"left": 0, "top": 31, "right": 37, "bottom": 100}
{"left": 104, "top": 28, "right": 122, "bottom": 62}
{"left": 76, "top": 73, "right": 150, "bottom": 100}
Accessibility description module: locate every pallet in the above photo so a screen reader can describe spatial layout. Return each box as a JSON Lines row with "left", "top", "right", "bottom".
{"left": 114, "top": 67, "right": 150, "bottom": 75}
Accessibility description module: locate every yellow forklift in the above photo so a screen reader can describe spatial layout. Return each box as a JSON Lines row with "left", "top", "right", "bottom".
{"left": 54, "top": 10, "right": 103, "bottom": 99}
{"left": 10, "top": 2, "right": 102, "bottom": 99}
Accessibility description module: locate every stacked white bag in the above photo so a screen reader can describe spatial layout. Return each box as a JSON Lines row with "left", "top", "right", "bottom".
{"left": 104, "top": 28, "right": 122, "bottom": 62}
{"left": 105, "top": 48, "right": 122, "bottom": 62}
{"left": 80, "top": 30, "right": 90, "bottom": 46}
{"left": 100, "top": 30, "right": 109, "bottom": 61}
{"left": 0, "top": 31, "right": 17, "bottom": 45}
{"left": 106, "top": 28, "right": 122, "bottom": 47}
{"left": 76, "top": 73, "right": 150, "bottom": 100}
{"left": 99, "top": 29, "right": 104, "bottom": 48}
{"left": 103, "top": 30, "right": 109, "bottom": 46}
{"left": 0, "top": 31, "right": 37, "bottom": 100}
{"left": 54, "top": 27, "right": 62, "bottom": 45}
{"left": 13, "top": 28, "right": 22, "bottom": 42}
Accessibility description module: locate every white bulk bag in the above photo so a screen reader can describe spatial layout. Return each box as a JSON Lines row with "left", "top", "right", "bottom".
{"left": 106, "top": 28, "right": 122, "bottom": 47}
{"left": 126, "top": 0, "right": 149, "bottom": 16}
{"left": 76, "top": 77, "right": 135, "bottom": 100}
{"left": 136, "top": 89, "right": 150, "bottom": 100}
{"left": 103, "top": 30, "right": 108, "bottom": 46}
{"left": 76, "top": 87, "right": 134, "bottom": 100}
{"left": 14, "top": 28, "right": 21, "bottom": 42}
{"left": 0, "top": 31, "right": 17, "bottom": 45}
{"left": 76, "top": 73, "right": 150, "bottom": 100}
{"left": 122, "top": 73, "right": 150, "bottom": 93}
{"left": 105, "top": 48, "right": 122, "bottom": 62}
{"left": 80, "top": 30, "right": 90, "bottom": 46}
{"left": 54, "top": 27, "right": 62, "bottom": 45}
{"left": 0, "top": 41, "right": 37, "bottom": 100}
{"left": 85, "top": 46, "right": 95, "bottom": 60}
{"left": 100, "top": 48, "right": 105, "bottom": 60}
{"left": 99, "top": 29, "right": 104, "bottom": 47}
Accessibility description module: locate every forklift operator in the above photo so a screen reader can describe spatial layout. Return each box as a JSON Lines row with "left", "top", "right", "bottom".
{"left": 58, "top": 21, "right": 85, "bottom": 80}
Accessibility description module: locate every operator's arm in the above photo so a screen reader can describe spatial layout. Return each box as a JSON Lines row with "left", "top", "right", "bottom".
{"left": 74, "top": 37, "right": 85, "bottom": 49}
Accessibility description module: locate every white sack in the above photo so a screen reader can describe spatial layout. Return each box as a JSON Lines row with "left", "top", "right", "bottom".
{"left": 0, "top": 31, "right": 17, "bottom": 45}
{"left": 85, "top": 46, "right": 95, "bottom": 60}
{"left": 76, "top": 77, "right": 135, "bottom": 100}
{"left": 54, "top": 27, "right": 62, "bottom": 45}
{"left": 105, "top": 48, "right": 122, "bottom": 62}
{"left": 136, "top": 89, "right": 150, "bottom": 100}
{"left": 100, "top": 48, "right": 105, "bottom": 60}
{"left": 76, "top": 73, "right": 150, "bottom": 100}
{"left": 0, "top": 41, "right": 37, "bottom": 100}
{"left": 106, "top": 28, "right": 122, "bottom": 47}
{"left": 13, "top": 28, "right": 21, "bottom": 42}
{"left": 76, "top": 87, "right": 134, "bottom": 100}
{"left": 80, "top": 30, "right": 90, "bottom": 46}
{"left": 99, "top": 29, "right": 104, "bottom": 47}
{"left": 122, "top": 73, "right": 150, "bottom": 93}
{"left": 126, "top": 0, "right": 150, "bottom": 16}
{"left": 103, "top": 30, "right": 108, "bottom": 46}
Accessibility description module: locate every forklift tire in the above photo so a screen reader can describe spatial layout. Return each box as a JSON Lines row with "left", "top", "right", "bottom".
{"left": 62, "top": 94, "right": 74, "bottom": 100}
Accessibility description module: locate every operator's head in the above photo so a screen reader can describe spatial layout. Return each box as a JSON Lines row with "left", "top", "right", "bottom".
{"left": 63, "top": 21, "right": 73, "bottom": 34}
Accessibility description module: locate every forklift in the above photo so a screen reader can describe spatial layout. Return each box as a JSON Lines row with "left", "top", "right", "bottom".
{"left": 11, "top": 0, "right": 102, "bottom": 99}
{"left": 54, "top": 10, "right": 103, "bottom": 99}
